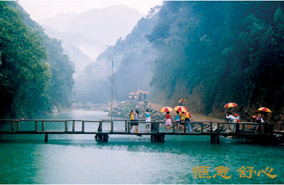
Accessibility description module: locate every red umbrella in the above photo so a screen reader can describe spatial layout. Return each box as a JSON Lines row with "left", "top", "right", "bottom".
{"left": 160, "top": 107, "right": 173, "bottom": 112}
{"left": 174, "top": 106, "right": 188, "bottom": 112}
{"left": 224, "top": 102, "right": 238, "bottom": 108}
{"left": 258, "top": 107, "right": 272, "bottom": 113}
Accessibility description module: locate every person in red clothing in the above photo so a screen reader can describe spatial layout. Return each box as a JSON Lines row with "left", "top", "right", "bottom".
{"left": 233, "top": 111, "right": 240, "bottom": 133}
{"left": 233, "top": 111, "right": 240, "bottom": 123}
{"left": 165, "top": 112, "right": 172, "bottom": 131}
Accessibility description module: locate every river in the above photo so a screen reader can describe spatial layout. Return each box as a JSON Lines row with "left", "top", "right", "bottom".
{"left": 0, "top": 110, "right": 283, "bottom": 184}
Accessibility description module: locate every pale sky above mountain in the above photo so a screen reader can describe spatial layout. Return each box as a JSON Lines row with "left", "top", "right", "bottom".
{"left": 19, "top": 0, "right": 163, "bottom": 21}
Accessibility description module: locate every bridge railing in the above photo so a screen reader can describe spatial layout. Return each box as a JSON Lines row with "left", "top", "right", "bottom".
{"left": 0, "top": 119, "right": 275, "bottom": 135}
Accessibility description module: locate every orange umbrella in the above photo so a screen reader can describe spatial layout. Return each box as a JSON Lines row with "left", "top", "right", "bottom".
{"left": 224, "top": 102, "right": 238, "bottom": 108}
{"left": 258, "top": 107, "right": 272, "bottom": 113}
{"left": 185, "top": 112, "right": 192, "bottom": 119}
{"left": 160, "top": 107, "right": 173, "bottom": 112}
{"left": 174, "top": 106, "right": 188, "bottom": 112}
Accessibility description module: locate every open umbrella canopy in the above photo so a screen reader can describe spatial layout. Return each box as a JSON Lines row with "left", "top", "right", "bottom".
{"left": 143, "top": 91, "right": 149, "bottom": 94}
{"left": 258, "top": 107, "right": 272, "bottom": 113}
{"left": 174, "top": 106, "right": 188, "bottom": 112}
{"left": 224, "top": 102, "right": 238, "bottom": 108}
{"left": 185, "top": 112, "right": 192, "bottom": 118}
{"left": 130, "top": 92, "right": 135, "bottom": 95}
{"left": 160, "top": 107, "right": 173, "bottom": 112}
{"left": 178, "top": 98, "right": 187, "bottom": 104}
{"left": 137, "top": 90, "right": 143, "bottom": 93}
{"left": 128, "top": 96, "right": 132, "bottom": 99}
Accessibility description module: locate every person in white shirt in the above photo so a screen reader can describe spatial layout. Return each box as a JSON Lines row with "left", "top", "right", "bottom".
{"left": 226, "top": 112, "right": 237, "bottom": 132}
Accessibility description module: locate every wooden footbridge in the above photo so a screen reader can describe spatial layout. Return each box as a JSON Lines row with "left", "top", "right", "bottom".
{"left": 0, "top": 119, "right": 277, "bottom": 144}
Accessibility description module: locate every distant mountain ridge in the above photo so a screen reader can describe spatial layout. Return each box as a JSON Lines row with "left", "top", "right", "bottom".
{"left": 39, "top": 4, "right": 144, "bottom": 78}
{"left": 39, "top": 5, "right": 143, "bottom": 45}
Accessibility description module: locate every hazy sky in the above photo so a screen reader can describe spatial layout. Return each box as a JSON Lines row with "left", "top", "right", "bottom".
{"left": 19, "top": 0, "right": 163, "bottom": 21}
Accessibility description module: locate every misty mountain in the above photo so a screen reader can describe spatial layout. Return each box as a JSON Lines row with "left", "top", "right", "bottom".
{"left": 39, "top": 12, "right": 77, "bottom": 32}
{"left": 74, "top": 6, "right": 161, "bottom": 104}
{"left": 39, "top": 5, "right": 144, "bottom": 78}
{"left": 42, "top": 25, "right": 104, "bottom": 77}
{"left": 40, "top": 5, "right": 143, "bottom": 46}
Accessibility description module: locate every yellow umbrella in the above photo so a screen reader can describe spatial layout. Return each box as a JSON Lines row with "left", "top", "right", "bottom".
{"left": 185, "top": 112, "right": 192, "bottom": 118}
{"left": 258, "top": 107, "right": 272, "bottom": 113}
{"left": 160, "top": 107, "right": 173, "bottom": 112}
{"left": 174, "top": 106, "right": 188, "bottom": 112}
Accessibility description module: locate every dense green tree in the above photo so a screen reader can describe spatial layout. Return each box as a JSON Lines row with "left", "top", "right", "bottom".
{"left": 0, "top": 2, "right": 74, "bottom": 118}
{"left": 148, "top": 2, "right": 284, "bottom": 121}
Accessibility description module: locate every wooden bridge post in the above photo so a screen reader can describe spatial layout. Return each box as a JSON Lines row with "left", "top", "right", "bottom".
{"left": 110, "top": 121, "right": 113, "bottom": 133}
{"left": 95, "top": 134, "right": 109, "bottom": 142}
{"left": 210, "top": 135, "right": 220, "bottom": 144}
{"left": 125, "top": 120, "right": 128, "bottom": 132}
{"left": 172, "top": 122, "right": 175, "bottom": 133}
{"left": 151, "top": 134, "right": 165, "bottom": 143}
{"left": 11, "top": 121, "right": 15, "bottom": 132}
{"left": 42, "top": 121, "right": 44, "bottom": 131}
{"left": 65, "top": 121, "right": 68, "bottom": 132}
{"left": 98, "top": 121, "right": 102, "bottom": 132}
{"left": 210, "top": 122, "right": 213, "bottom": 132}
{"left": 157, "top": 122, "right": 160, "bottom": 133}
{"left": 16, "top": 121, "right": 20, "bottom": 132}
{"left": 201, "top": 123, "right": 204, "bottom": 133}
{"left": 45, "top": 134, "right": 48, "bottom": 143}
{"left": 242, "top": 123, "right": 245, "bottom": 134}
{"left": 82, "top": 121, "right": 85, "bottom": 132}
{"left": 217, "top": 123, "right": 220, "bottom": 133}
{"left": 210, "top": 135, "right": 215, "bottom": 144}
{"left": 72, "top": 120, "right": 75, "bottom": 132}
{"left": 127, "top": 121, "right": 131, "bottom": 133}
{"left": 216, "top": 135, "right": 220, "bottom": 144}
{"left": 271, "top": 124, "right": 275, "bottom": 135}
{"left": 35, "top": 121, "right": 38, "bottom": 132}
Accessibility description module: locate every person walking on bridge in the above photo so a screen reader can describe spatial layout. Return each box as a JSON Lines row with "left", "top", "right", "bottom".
{"left": 134, "top": 110, "right": 140, "bottom": 133}
{"left": 144, "top": 109, "right": 151, "bottom": 130}
{"left": 233, "top": 111, "right": 240, "bottom": 133}
{"left": 175, "top": 111, "right": 181, "bottom": 131}
{"left": 180, "top": 112, "right": 186, "bottom": 133}
{"left": 226, "top": 112, "right": 237, "bottom": 132}
{"left": 165, "top": 112, "right": 172, "bottom": 131}
{"left": 129, "top": 110, "right": 135, "bottom": 131}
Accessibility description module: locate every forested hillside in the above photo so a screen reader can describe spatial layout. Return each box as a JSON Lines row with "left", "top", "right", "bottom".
{"left": 147, "top": 2, "right": 284, "bottom": 122}
{"left": 0, "top": 2, "right": 74, "bottom": 118}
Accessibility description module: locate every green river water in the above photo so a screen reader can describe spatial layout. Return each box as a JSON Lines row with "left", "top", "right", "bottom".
{"left": 0, "top": 110, "right": 283, "bottom": 184}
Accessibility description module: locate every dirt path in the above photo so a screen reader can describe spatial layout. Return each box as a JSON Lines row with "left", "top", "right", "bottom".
{"left": 149, "top": 102, "right": 223, "bottom": 122}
